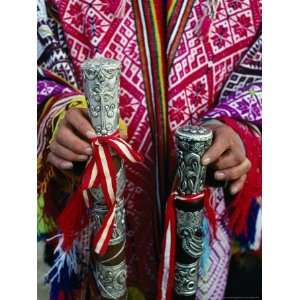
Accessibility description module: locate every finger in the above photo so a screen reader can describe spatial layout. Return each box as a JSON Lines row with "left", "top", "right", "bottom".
{"left": 47, "top": 152, "right": 73, "bottom": 170}
{"left": 80, "top": 108, "right": 89, "bottom": 117}
{"left": 202, "top": 131, "right": 229, "bottom": 165}
{"left": 50, "top": 141, "right": 89, "bottom": 162}
{"left": 214, "top": 150, "right": 245, "bottom": 170}
{"left": 214, "top": 158, "right": 251, "bottom": 181}
{"left": 56, "top": 125, "right": 93, "bottom": 156}
{"left": 229, "top": 174, "right": 247, "bottom": 195}
{"left": 65, "top": 108, "right": 96, "bottom": 139}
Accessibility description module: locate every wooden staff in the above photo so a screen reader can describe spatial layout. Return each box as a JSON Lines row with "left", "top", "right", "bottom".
{"left": 173, "top": 125, "right": 213, "bottom": 299}
{"left": 81, "top": 56, "right": 127, "bottom": 300}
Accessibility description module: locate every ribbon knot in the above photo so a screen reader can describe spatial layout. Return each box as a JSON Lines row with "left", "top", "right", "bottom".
{"left": 59, "top": 131, "right": 143, "bottom": 256}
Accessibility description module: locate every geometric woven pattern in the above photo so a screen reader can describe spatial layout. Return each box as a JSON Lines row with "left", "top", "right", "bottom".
{"left": 38, "top": 0, "right": 262, "bottom": 298}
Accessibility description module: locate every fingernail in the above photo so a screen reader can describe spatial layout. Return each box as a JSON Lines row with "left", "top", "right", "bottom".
{"left": 202, "top": 157, "right": 211, "bottom": 165}
{"left": 86, "top": 130, "right": 97, "bottom": 139}
{"left": 85, "top": 147, "right": 93, "bottom": 155}
{"left": 62, "top": 162, "right": 73, "bottom": 169}
{"left": 230, "top": 186, "right": 239, "bottom": 195}
{"left": 78, "top": 155, "right": 88, "bottom": 161}
{"left": 215, "top": 171, "right": 225, "bottom": 180}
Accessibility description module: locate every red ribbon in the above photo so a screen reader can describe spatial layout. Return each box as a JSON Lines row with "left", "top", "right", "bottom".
{"left": 59, "top": 131, "right": 143, "bottom": 255}
{"left": 156, "top": 190, "right": 207, "bottom": 300}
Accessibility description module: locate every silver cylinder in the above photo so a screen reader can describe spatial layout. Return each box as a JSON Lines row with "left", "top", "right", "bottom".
{"left": 81, "top": 56, "right": 121, "bottom": 136}
{"left": 81, "top": 56, "right": 127, "bottom": 299}
{"left": 175, "top": 125, "right": 213, "bottom": 195}
{"left": 174, "top": 125, "right": 213, "bottom": 297}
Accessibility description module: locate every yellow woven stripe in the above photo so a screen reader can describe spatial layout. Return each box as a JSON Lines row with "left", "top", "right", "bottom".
{"left": 149, "top": 1, "right": 167, "bottom": 142}
{"left": 49, "top": 95, "right": 87, "bottom": 144}
{"left": 167, "top": 0, "right": 177, "bottom": 22}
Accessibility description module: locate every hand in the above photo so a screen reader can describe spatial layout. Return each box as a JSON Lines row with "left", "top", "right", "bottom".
{"left": 47, "top": 108, "right": 96, "bottom": 170}
{"left": 202, "top": 121, "right": 251, "bottom": 195}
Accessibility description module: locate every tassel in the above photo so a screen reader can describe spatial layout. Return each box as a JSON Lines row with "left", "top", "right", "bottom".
{"left": 45, "top": 236, "right": 80, "bottom": 300}
{"left": 235, "top": 198, "right": 261, "bottom": 251}
{"left": 203, "top": 188, "right": 217, "bottom": 239}
{"left": 58, "top": 188, "right": 89, "bottom": 252}
{"left": 218, "top": 116, "right": 262, "bottom": 238}
{"left": 156, "top": 193, "right": 177, "bottom": 300}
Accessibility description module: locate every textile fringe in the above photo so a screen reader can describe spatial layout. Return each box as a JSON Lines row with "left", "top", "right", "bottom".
{"left": 45, "top": 235, "right": 80, "bottom": 300}
{"left": 219, "top": 116, "right": 262, "bottom": 240}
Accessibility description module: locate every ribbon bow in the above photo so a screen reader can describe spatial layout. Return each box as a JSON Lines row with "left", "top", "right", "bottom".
{"left": 59, "top": 131, "right": 143, "bottom": 256}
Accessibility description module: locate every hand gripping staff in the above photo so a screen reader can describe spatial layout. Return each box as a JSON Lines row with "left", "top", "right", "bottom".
{"left": 46, "top": 56, "right": 143, "bottom": 300}
{"left": 157, "top": 125, "right": 213, "bottom": 300}
{"left": 80, "top": 56, "right": 143, "bottom": 299}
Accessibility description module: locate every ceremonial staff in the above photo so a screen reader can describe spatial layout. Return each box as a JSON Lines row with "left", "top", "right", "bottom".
{"left": 81, "top": 56, "right": 136, "bottom": 300}
{"left": 157, "top": 125, "right": 213, "bottom": 300}
{"left": 173, "top": 125, "right": 213, "bottom": 299}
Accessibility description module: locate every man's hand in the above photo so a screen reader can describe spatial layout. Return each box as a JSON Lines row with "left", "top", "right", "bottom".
{"left": 47, "top": 108, "right": 96, "bottom": 170}
{"left": 202, "top": 122, "right": 251, "bottom": 195}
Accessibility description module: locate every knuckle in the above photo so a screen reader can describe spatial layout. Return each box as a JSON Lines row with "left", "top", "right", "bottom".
{"left": 65, "top": 108, "right": 77, "bottom": 121}
{"left": 49, "top": 142, "right": 55, "bottom": 152}
{"left": 47, "top": 153, "right": 57, "bottom": 167}
{"left": 55, "top": 128, "right": 64, "bottom": 142}
{"left": 230, "top": 169, "right": 239, "bottom": 179}
{"left": 235, "top": 153, "right": 244, "bottom": 164}
{"left": 73, "top": 142, "right": 85, "bottom": 153}
{"left": 214, "top": 160, "right": 222, "bottom": 169}
{"left": 64, "top": 109, "right": 72, "bottom": 121}
{"left": 47, "top": 152, "right": 52, "bottom": 163}
{"left": 230, "top": 154, "right": 240, "bottom": 165}
{"left": 246, "top": 159, "right": 252, "bottom": 170}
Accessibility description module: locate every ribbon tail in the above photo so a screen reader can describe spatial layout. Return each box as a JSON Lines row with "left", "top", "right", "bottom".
{"left": 156, "top": 194, "right": 176, "bottom": 300}
{"left": 109, "top": 138, "right": 144, "bottom": 163}
{"left": 58, "top": 188, "right": 88, "bottom": 252}
{"left": 92, "top": 203, "right": 117, "bottom": 256}
{"left": 93, "top": 142, "right": 117, "bottom": 206}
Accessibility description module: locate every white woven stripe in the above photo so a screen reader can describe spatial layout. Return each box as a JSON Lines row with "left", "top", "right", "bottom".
{"left": 137, "top": 0, "right": 155, "bottom": 110}
{"left": 161, "top": 222, "right": 172, "bottom": 300}
{"left": 252, "top": 207, "right": 262, "bottom": 250}
{"left": 82, "top": 190, "right": 89, "bottom": 208}
{"left": 98, "top": 144, "right": 115, "bottom": 202}
{"left": 167, "top": 0, "right": 189, "bottom": 55}
{"left": 111, "top": 139, "right": 137, "bottom": 163}
{"left": 88, "top": 162, "right": 98, "bottom": 188}
{"left": 94, "top": 205, "right": 116, "bottom": 253}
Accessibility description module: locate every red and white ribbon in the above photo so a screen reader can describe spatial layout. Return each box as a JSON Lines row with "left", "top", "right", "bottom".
{"left": 84, "top": 132, "right": 143, "bottom": 255}
{"left": 59, "top": 131, "right": 143, "bottom": 256}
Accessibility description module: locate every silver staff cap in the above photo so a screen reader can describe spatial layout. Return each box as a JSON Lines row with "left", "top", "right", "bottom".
{"left": 175, "top": 125, "right": 212, "bottom": 142}
{"left": 81, "top": 56, "right": 121, "bottom": 136}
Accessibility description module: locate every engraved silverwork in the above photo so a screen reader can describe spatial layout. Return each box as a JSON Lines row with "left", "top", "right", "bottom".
{"left": 89, "top": 164, "right": 126, "bottom": 246}
{"left": 89, "top": 162, "right": 126, "bottom": 206}
{"left": 93, "top": 260, "right": 127, "bottom": 299}
{"left": 175, "top": 125, "right": 213, "bottom": 195}
{"left": 81, "top": 57, "right": 127, "bottom": 298}
{"left": 81, "top": 56, "right": 121, "bottom": 136}
{"left": 90, "top": 198, "right": 126, "bottom": 246}
{"left": 176, "top": 209, "right": 204, "bottom": 258}
{"left": 174, "top": 125, "right": 213, "bottom": 297}
{"left": 174, "top": 261, "right": 199, "bottom": 296}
